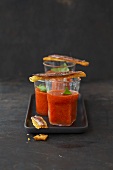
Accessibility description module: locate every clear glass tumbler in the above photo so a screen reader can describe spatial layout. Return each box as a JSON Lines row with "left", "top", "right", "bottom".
{"left": 43, "top": 61, "right": 75, "bottom": 73}
{"left": 34, "top": 80, "right": 48, "bottom": 116}
{"left": 46, "top": 78, "right": 80, "bottom": 126}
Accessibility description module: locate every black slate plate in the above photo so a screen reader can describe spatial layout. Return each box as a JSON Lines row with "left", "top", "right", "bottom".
{"left": 24, "top": 94, "right": 88, "bottom": 134}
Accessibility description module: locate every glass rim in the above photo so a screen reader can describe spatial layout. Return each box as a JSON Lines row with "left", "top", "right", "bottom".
{"left": 43, "top": 61, "right": 75, "bottom": 68}
{"left": 45, "top": 77, "right": 81, "bottom": 83}
{"left": 34, "top": 80, "right": 45, "bottom": 83}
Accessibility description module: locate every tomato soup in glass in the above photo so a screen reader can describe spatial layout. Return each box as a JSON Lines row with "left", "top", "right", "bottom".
{"left": 47, "top": 90, "right": 79, "bottom": 126}
{"left": 46, "top": 79, "right": 79, "bottom": 126}
{"left": 34, "top": 80, "right": 48, "bottom": 116}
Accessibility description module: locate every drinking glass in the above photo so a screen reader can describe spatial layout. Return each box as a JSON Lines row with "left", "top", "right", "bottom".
{"left": 34, "top": 80, "right": 48, "bottom": 116}
{"left": 43, "top": 61, "right": 75, "bottom": 73}
{"left": 46, "top": 78, "right": 80, "bottom": 126}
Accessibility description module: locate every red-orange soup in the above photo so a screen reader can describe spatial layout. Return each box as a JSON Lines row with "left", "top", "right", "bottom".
{"left": 35, "top": 88, "right": 48, "bottom": 116}
{"left": 47, "top": 90, "right": 79, "bottom": 126}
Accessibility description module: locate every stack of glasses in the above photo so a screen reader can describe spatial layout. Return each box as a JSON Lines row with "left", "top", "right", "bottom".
{"left": 30, "top": 54, "right": 89, "bottom": 126}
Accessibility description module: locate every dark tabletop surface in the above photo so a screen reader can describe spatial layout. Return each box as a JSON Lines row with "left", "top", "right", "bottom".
{"left": 0, "top": 80, "right": 113, "bottom": 170}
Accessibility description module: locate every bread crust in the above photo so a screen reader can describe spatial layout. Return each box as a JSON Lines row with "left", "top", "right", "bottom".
{"left": 29, "top": 71, "right": 86, "bottom": 82}
{"left": 31, "top": 115, "right": 48, "bottom": 129}
{"left": 33, "top": 134, "right": 48, "bottom": 141}
{"left": 43, "top": 54, "right": 89, "bottom": 66}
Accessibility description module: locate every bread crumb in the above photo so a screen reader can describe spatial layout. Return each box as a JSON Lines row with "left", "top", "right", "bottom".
{"left": 28, "top": 137, "right": 30, "bottom": 141}
{"left": 33, "top": 134, "right": 48, "bottom": 141}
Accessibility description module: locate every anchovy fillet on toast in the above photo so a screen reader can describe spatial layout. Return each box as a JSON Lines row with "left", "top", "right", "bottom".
{"left": 43, "top": 54, "right": 89, "bottom": 66}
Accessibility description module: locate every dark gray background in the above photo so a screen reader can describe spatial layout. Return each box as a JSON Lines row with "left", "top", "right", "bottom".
{"left": 0, "top": 0, "right": 113, "bottom": 82}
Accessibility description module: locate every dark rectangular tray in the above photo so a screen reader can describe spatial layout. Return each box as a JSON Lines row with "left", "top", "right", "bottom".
{"left": 24, "top": 94, "right": 88, "bottom": 134}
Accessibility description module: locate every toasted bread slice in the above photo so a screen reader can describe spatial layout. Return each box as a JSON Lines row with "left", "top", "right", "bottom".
{"left": 43, "top": 54, "right": 89, "bottom": 66}
{"left": 29, "top": 71, "right": 86, "bottom": 82}
{"left": 31, "top": 115, "right": 48, "bottom": 129}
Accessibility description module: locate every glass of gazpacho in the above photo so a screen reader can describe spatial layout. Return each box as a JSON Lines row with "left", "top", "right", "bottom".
{"left": 46, "top": 79, "right": 79, "bottom": 126}
{"left": 34, "top": 80, "right": 48, "bottom": 116}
